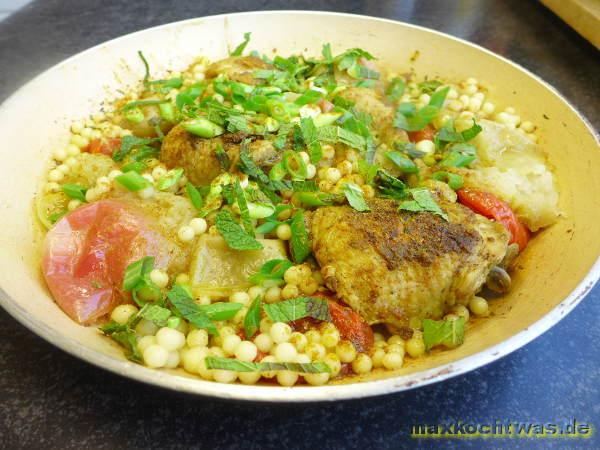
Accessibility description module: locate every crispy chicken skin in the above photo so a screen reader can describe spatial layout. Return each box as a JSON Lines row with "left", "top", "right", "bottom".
{"left": 311, "top": 198, "right": 509, "bottom": 328}
{"left": 205, "top": 56, "right": 272, "bottom": 85}
{"left": 160, "top": 125, "right": 280, "bottom": 186}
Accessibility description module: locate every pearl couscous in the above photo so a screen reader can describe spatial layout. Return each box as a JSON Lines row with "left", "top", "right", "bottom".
{"left": 38, "top": 34, "right": 559, "bottom": 386}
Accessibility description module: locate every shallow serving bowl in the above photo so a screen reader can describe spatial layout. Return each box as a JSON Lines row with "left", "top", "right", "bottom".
{"left": 0, "top": 11, "right": 598, "bottom": 402}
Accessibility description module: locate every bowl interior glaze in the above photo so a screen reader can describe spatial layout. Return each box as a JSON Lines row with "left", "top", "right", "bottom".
{"left": 0, "top": 11, "right": 598, "bottom": 401}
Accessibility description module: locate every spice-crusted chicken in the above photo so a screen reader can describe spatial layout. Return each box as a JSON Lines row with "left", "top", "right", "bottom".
{"left": 205, "top": 56, "right": 272, "bottom": 85}
{"left": 311, "top": 197, "right": 509, "bottom": 329}
{"left": 160, "top": 125, "right": 279, "bottom": 185}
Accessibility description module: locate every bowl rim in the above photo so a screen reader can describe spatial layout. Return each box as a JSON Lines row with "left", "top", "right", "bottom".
{"left": 0, "top": 10, "right": 598, "bottom": 402}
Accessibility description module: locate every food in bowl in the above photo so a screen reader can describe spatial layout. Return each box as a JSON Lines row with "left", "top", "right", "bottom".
{"left": 37, "top": 33, "right": 559, "bottom": 386}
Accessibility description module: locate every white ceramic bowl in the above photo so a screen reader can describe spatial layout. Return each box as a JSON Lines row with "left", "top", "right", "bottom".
{"left": 0, "top": 11, "right": 598, "bottom": 402}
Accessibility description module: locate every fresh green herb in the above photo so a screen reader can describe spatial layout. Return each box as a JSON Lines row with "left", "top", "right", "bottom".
{"left": 385, "top": 151, "right": 419, "bottom": 173}
{"left": 121, "top": 99, "right": 169, "bottom": 112}
{"left": 102, "top": 326, "right": 142, "bottom": 363}
{"left": 423, "top": 317, "right": 465, "bottom": 351}
{"left": 198, "top": 302, "right": 243, "bottom": 321}
{"left": 299, "top": 117, "right": 322, "bottom": 163}
{"left": 230, "top": 32, "right": 251, "bottom": 57}
{"left": 295, "top": 89, "right": 323, "bottom": 105}
{"left": 186, "top": 182, "right": 203, "bottom": 211}
{"left": 176, "top": 83, "right": 205, "bottom": 110}
{"left": 113, "top": 135, "right": 160, "bottom": 162}
{"left": 248, "top": 259, "right": 293, "bottom": 285}
{"left": 244, "top": 296, "right": 262, "bottom": 338}
{"left": 357, "top": 159, "right": 378, "bottom": 185}
{"left": 342, "top": 182, "right": 370, "bottom": 212}
{"left": 418, "top": 79, "right": 442, "bottom": 94}
{"left": 123, "top": 256, "right": 155, "bottom": 292}
{"left": 124, "top": 107, "right": 144, "bottom": 123}
{"left": 263, "top": 297, "right": 331, "bottom": 323}
{"left": 293, "top": 191, "right": 343, "bottom": 207}
{"left": 317, "top": 125, "right": 366, "bottom": 152}
{"left": 234, "top": 179, "right": 254, "bottom": 236}
{"left": 431, "top": 171, "right": 464, "bottom": 190}
{"left": 399, "top": 187, "right": 448, "bottom": 221}
{"left": 289, "top": 210, "right": 310, "bottom": 263}
{"left": 156, "top": 168, "right": 184, "bottom": 191}
{"left": 215, "top": 210, "right": 263, "bottom": 251}
{"left": 138, "top": 50, "right": 150, "bottom": 83}
{"left": 440, "top": 143, "right": 477, "bottom": 168}
{"left": 386, "top": 77, "right": 406, "bottom": 101}
{"left": 167, "top": 285, "right": 217, "bottom": 335}
{"left": 137, "top": 303, "right": 171, "bottom": 327}
{"left": 115, "top": 171, "right": 150, "bottom": 192}
{"left": 376, "top": 170, "right": 408, "bottom": 199}
{"left": 204, "top": 357, "right": 331, "bottom": 373}
{"left": 435, "top": 119, "right": 482, "bottom": 147}
{"left": 393, "top": 87, "right": 449, "bottom": 132}
{"left": 61, "top": 184, "right": 87, "bottom": 202}
{"left": 247, "top": 202, "right": 276, "bottom": 219}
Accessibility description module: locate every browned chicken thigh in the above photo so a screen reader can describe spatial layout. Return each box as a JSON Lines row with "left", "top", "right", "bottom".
{"left": 311, "top": 197, "right": 509, "bottom": 329}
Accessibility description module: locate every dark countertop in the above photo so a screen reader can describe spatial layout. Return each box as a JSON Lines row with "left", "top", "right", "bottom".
{"left": 0, "top": 1, "right": 598, "bottom": 449}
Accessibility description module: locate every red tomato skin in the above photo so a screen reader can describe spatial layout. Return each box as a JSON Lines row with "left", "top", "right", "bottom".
{"left": 325, "top": 297, "right": 374, "bottom": 353}
{"left": 86, "top": 138, "right": 121, "bottom": 156}
{"left": 407, "top": 125, "right": 436, "bottom": 142}
{"left": 456, "top": 188, "right": 530, "bottom": 251}
{"left": 42, "top": 200, "right": 171, "bottom": 325}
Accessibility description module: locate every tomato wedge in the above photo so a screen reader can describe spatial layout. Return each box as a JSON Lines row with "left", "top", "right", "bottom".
{"left": 457, "top": 188, "right": 530, "bottom": 251}
{"left": 407, "top": 124, "right": 436, "bottom": 143}
{"left": 86, "top": 138, "right": 121, "bottom": 156}
{"left": 326, "top": 298, "right": 374, "bottom": 353}
{"left": 42, "top": 200, "right": 173, "bottom": 324}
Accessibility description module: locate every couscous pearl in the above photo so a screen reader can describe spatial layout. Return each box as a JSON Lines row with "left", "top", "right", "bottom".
{"left": 196, "top": 295, "right": 211, "bottom": 305}
{"left": 374, "top": 340, "right": 387, "bottom": 349}
{"left": 466, "top": 77, "right": 478, "bottom": 85}
{"left": 137, "top": 335, "right": 156, "bottom": 354}
{"left": 505, "top": 106, "right": 516, "bottom": 114}
{"left": 238, "top": 371, "right": 261, "bottom": 385}
{"left": 304, "top": 372, "right": 330, "bottom": 386}
{"left": 281, "top": 283, "right": 299, "bottom": 299}
{"left": 387, "top": 344, "right": 405, "bottom": 356}
{"left": 230, "top": 291, "right": 250, "bottom": 305}
{"left": 405, "top": 337, "right": 426, "bottom": 358}
{"left": 459, "top": 94, "right": 470, "bottom": 107}
{"left": 235, "top": 341, "right": 258, "bottom": 362}
{"left": 337, "top": 160, "right": 353, "bottom": 176}
{"left": 45, "top": 182, "right": 60, "bottom": 193}
{"left": 108, "top": 169, "right": 123, "bottom": 180}
{"left": 452, "top": 304, "right": 470, "bottom": 322}
{"left": 468, "top": 98, "right": 482, "bottom": 112}
{"left": 254, "top": 333, "right": 273, "bottom": 353}
{"left": 306, "top": 164, "right": 317, "bottom": 179}
{"left": 298, "top": 151, "right": 310, "bottom": 164}
{"left": 305, "top": 330, "right": 321, "bottom": 343}
{"left": 520, "top": 121, "right": 535, "bottom": 133}
{"left": 53, "top": 148, "right": 68, "bottom": 161}
{"left": 247, "top": 285, "right": 264, "bottom": 300}
{"left": 196, "top": 355, "right": 214, "bottom": 380}
{"left": 352, "top": 353, "right": 373, "bottom": 374}
{"left": 447, "top": 88, "right": 459, "bottom": 99}
{"left": 418, "top": 93, "right": 431, "bottom": 104}
{"left": 213, "top": 369, "right": 237, "bottom": 383}
{"left": 415, "top": 139, "right": 435, "bottom": 155}
{"left": 110, "top": 304, "right": 138, "bottom": 324}
{"left": 299, "top": 278, "right": 318, "bottom": 295}
{"left": 373, "top": 332, "right": 385, "bottom": 342}
{"left": 187, "top": 329, "right": 209, "bottom": 348}
{"left": 151, "top": 166, "right": 167, "bottom": 179}
{"left": 138, "top": 186, "right": 155, "bottom": 199}
{"left": 321, "top": 328, "right": 341, "bottom": 349}
{"left": 323, "top": 353, "right": 342, "bottom": 377}
{"left": 289, "top": 332, "right": 307, "bottom": 352}
{"left": 482, "top": 102, "right": 495, "bottom": 115}
{"left": 277, "top": 370, "right": 298, "bottom": 386}
{"left": 469, "top": 296, "right": 489, "bottom": 316}
{"left": 264, "top": 286, "right": 282, "bottom": 304}
{"left": 465, "top": 84, "right": 478, "bottom": 95}
{"left": 190, "top": 217, "right": 207, "bottom": 235}
{"left": 209, "top": 346, "right": 226, "bottom": 358}
{"left": 66, "top": 144, "right": 81, "bottom": 156}
{"left": 259, "top": 318, "right": 273, "bottom": 334}
{"left": 175, "top": 273, "right": 190, "bottom": 285}
{"left": 276, "top": 223, "right": 292, "bottom": 240}
{"left": 305, "top": 342, "right": 326, "bottom": 361}
{"left": 388, "top": 335, "right": 404, "bottom": 345}
{"left": 336, "top": 340, "right": 357, "bottom": 363}
{"left": 222, "top": 334, "right": 242, "bottom": 355}
{"left": 48, "top": 169, "right": 64, "bottom": 182}
{"left": 149, "top": 269, "right": 169, "bottom": 288}
{"left": 67, "top": 199, "right": 81, "bottom": 211}
{"left": 156, "top": 327, "right": 186, "bottom": 352}
{"left": 57, "top": 164, "right": 70, "bottom": 174}
{"left": 181, "top": 347, "right": 208, "bottom": 373}
{"left": 283, "top": 266, "right": 303, "bottom": 285}
{"left": 135, "top": 319, "right": 159, "bottom": 336}
{"left": 71, "top": 121, "right": 84, "bottom": 134}
{"left": 178, "top": 225, "right": 195, "bottom": 242}
{"left": 448, "top": 100, "right": 463, "bottom": 112}
{"left": 382, "top": 351, "right": 404, "bottom": 370}
{"left": 322, "top": 144, "right": 335, "bottom": 159}
{"left": 65, "top": 156, "right": 80, "bottom": 168}
{"left": 370, "top": 348, "right": 386, "bottom": 368}
{"left": 70, "top": 135, "right": 89, "bottom": 148}
{"left": 143, "top": 345, "right": 169, "bottom": 368}
{"left": 325, "top": 167, "right": 342, "bottom": 183}
{"left": 270, "top": 322, "right": 292, "bottom": 344}
{"left": 274, "top": 342, "right": 297, "bottom": 362}
{"left": 165, "top": 351, "right": 180, "bottom": 369}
